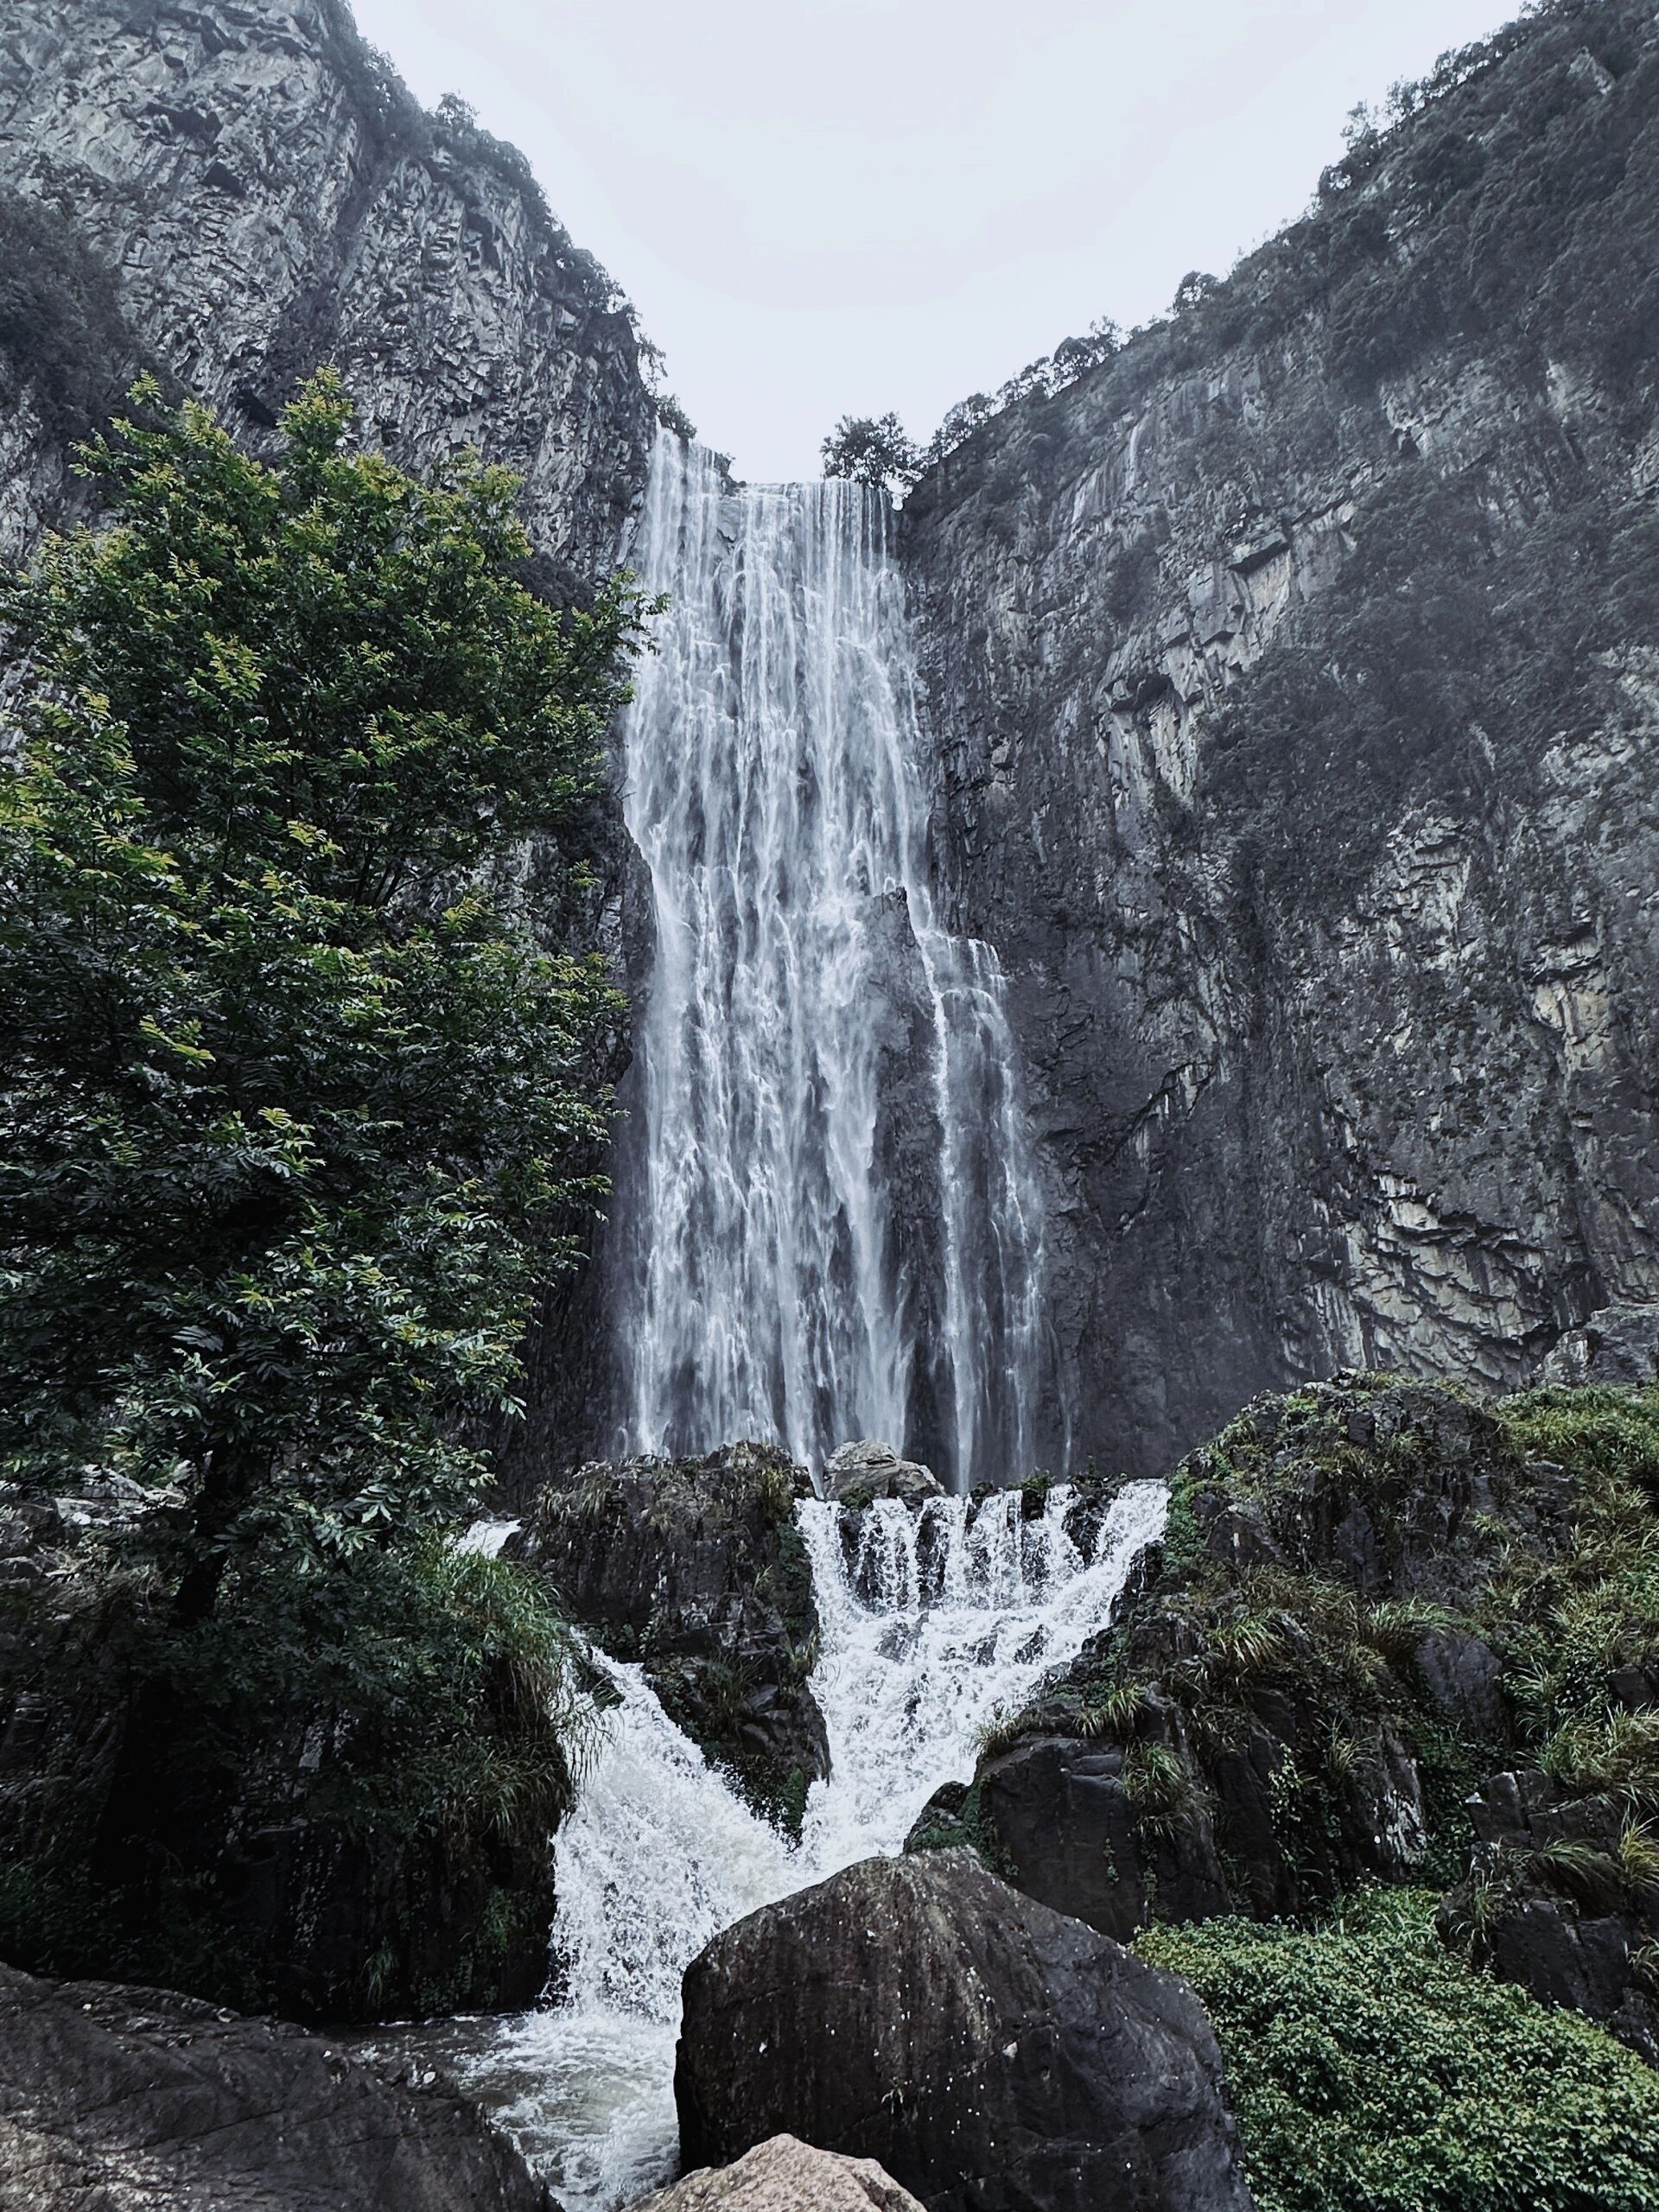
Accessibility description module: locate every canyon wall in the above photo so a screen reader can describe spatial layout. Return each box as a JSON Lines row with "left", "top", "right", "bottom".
{"left": 0, "top": 0, "right": 653, "bottom": 580}
{"left": 902, "top": 0, "right": 1659, "bottom": 1472}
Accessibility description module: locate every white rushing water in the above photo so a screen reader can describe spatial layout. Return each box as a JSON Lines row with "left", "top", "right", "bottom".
{"left": 614, "top": 434, "right": 1046, "bottom": 1492}
{"left": 398, "top": 1480, "right": 1166, "bottom": 2210}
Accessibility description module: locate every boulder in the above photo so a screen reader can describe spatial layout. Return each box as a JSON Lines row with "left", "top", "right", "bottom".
{"left": 0, "top": 1962, "right": 551, "bottom": 2210}
{"left": 519, "top": 1443, "right": 828, "bottom": 1829}
{"left": 976, "top": 1735, "right": 1165, "bottom": 1941}
{"left": 1541, "top": 1305, "right": 1659, "bottom": 1388}
{"left": 632, "top": 2134, "right": 924, "bottom": 2212}
{"left": 823, "top": 1442, "right": 944, "bottom": 1507}
{"left": 676, "top": 1851, "right": 1255, "bottom": 2212}
{"left": 1437, "top": 1770, "right": 1659, "bottom": 2063}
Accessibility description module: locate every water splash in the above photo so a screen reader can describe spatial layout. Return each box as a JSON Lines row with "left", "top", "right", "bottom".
{"left": 392, "top": 1481, "right": 1166, "bottom": 2209}
{"left": 613, "top": 435, "right": 1046, "bottom": 1491}
{"left": 798, "top": 1482, "right": 1169, "bottom": 1865}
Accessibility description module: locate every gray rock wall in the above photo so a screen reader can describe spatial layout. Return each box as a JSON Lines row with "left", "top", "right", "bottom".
{"left": 0, "top": 0, "right": 653, "bottom": 582}
{"left": 900, "top": 1, "right": 1659, "bottom": 1471}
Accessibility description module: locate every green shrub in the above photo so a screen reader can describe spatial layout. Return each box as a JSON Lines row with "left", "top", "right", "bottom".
{"left": 0, "top": 1538, "right": 589, "bottom": 2016}
{"left": 1493, "top": 1388, "right": 1659, "bottom": 1799}
{"left": 1142, "top": 1899, "right": 1659, "bottom": 2212}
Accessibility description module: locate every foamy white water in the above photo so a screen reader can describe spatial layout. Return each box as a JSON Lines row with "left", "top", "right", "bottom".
{"left": 393, "top": 1481, "right": 1166, "bottom": 2210}
{"left": 613, "top": 434, "right": 1046, "bottom": 1492}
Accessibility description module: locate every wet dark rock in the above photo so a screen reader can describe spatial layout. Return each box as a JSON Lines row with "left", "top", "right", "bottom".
{"left": 902, "top": 1781, "right": 976, "bottom": 1854}
{"left": 1437, "top": 1770, "right": 1659, "bottom": 2064}
{"left": 518, "top": 1443, "right": 828, "bottom": 1828}
{"left": 1413, "top": 1627, "right": 1505, "bottom": 1738}
{"left": 676, "top": 1850, "right": 1255, "bottom": 2212}
{"left": 976, "top": 1737, "right": 1155, "bottom": 1942}
{"left": 823, "top": 1441, "right": 944, "bottom": 1508}
{"left": 0, "top": 1961, "right": 552, "bottom": 2209}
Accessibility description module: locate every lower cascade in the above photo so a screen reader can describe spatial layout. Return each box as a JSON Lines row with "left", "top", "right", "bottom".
{"left": 389, "top": 1480, "right": 1167, "bottom": 2209}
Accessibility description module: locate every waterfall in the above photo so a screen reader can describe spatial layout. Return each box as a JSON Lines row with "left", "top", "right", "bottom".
{"left": 613, "top": 433, "right": 1047, "bottom": 1491}
{"left": 384, "top": 1480, "right": 1167, "bottom": 2210}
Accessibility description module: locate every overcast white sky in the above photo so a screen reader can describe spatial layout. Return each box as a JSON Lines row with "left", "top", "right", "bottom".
{"left": 350, "top": 0, "right": 1518, "bottom": 481}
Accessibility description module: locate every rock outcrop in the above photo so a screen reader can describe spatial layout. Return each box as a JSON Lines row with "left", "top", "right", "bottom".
{"left": 912, "top": 1379, "right": 1516, "bottom": 1924}
{"left": 900, "top": 0, "right": 1659, "bottom": 1473}
{"left": 518, "top": 1443, "right": 829, "bottom": 1828}
{"left": 632, "top": 2135, "right": 925, "bottom": 2212}
{"left": 0, "top": 1961, "right": 552, "bottom": 2210}
{"left": 0, "top": 0, "right": 653, "bottom": 580}
{"left": 1438, "top": 1770, "right": 1659, "bottom": 2065}
{"left": 0, "top": 1488, "right": 565, "bottom": 2023}
{"left": 906, "top": 1372, "right": 1659, "bottom": 2063}
{"left": 1541, "top": 1303, "right": 1659, "bottom": 1387}
{"left": 676, "top": 1851, "right": 1255, "bottom": 2212}
{"left": 822, "top": 1442, "right": 944, "bottom": 1508}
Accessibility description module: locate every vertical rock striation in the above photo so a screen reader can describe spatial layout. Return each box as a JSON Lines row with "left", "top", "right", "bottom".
{"left": 0, "top": 0, "right": 653, "bottom": 580}
{"left": 901, "top": 0, "right": 1659, "bottom": 1470}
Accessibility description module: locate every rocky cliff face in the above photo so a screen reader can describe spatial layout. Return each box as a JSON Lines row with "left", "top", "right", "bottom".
{"left": 902, "top": 0, "right": 1659, "bottom": 1473}
{"left": 0, "top": 0, "right": 653, "bottom": 582}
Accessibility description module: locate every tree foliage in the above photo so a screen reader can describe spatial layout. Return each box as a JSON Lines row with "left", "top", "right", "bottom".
{"left": 820, "top": 411, "right": 923, "bottom": 494}
{"left": 0, "top": 374, "right": 647, "bottom": 1613}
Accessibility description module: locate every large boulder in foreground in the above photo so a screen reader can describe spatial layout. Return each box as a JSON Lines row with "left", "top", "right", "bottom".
{"left": 676, "top": 1852, "right": 1254, "bottom": 2212}
{"left": 0, "top": 1963, "right": 550, "bottom": 2211}
{"left": 634, "top": 2134, "right": 924, "bottom": 2212}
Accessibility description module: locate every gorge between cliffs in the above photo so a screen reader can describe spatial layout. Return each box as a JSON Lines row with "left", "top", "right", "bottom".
{"left": 3, "top": 3, "right": 1659, "bottom": 2211}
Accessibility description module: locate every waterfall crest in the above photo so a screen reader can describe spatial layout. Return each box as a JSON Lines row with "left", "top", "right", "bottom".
{"left": 614, "top": 434, "right": 1046, "bottom": 1490}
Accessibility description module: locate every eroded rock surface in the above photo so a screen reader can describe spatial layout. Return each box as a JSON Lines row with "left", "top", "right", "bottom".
{"left": 0, "top": 1962, "right": 551, "bottom": 2210}
{"left": 823, "top": 1442, "right": 944, "bottom": 1507}
{"left": 677, "top": 1851, "right": 1255, "bottom": 2212}
{"left": 633, "top": 2135, "right": 925, "bottom": 2212}
{"left": 1541, "top": 1303, "right": 1659, "bottom": 1387}
{"left": 0, "top": 0, "right": 652, "bottom": 578}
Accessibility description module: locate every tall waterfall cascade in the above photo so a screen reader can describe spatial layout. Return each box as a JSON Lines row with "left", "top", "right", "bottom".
{"left": 395, "top": 1480, "right": 1168, "bottom": 2211}
{"left": 614, "top": 433, "right": 1048, "bottom": 1491}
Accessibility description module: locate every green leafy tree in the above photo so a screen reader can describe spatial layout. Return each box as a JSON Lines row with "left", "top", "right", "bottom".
{"left": 820, "top": 410, "right": 922, "bottom": 494}
{"left": 0, "top": 373, "right": 647, "bottom": 1619}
